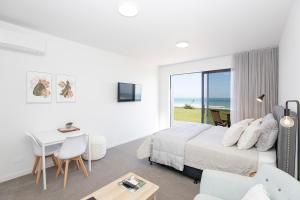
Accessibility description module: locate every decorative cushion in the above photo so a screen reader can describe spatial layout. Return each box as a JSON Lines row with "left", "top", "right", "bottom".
{"left": 256, "top": 113, "right": 278, "bottom": 151}
{"left": 222, "top": 119, "right": 254, "bottom": 147}
{"left": 241, "top": 184, "right": 270, "bottom": 200}
{"left": 237, "top": 118, "right": 263, "bottom": 150}
{"left": 262, "top": 113, "right": 274, "bottom": 122}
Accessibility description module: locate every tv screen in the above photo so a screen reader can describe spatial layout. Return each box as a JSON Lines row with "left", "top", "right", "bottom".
{"left": 118, "top": 82, "right": 142, "bottom": 102}
{"left": 118, "top": 83, "right": 134, "bottom": 102}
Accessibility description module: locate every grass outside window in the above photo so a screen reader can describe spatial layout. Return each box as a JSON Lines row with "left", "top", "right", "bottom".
{"left": 173, "top": 107, "right": 229, "bottom": 124}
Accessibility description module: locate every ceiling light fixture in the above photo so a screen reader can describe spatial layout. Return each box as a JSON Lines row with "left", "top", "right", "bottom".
{"left": 176, "top": 41, "right": 189, "bottom": 48}
{"left": 118, "top": 1, "right": 139, "bottom": 17}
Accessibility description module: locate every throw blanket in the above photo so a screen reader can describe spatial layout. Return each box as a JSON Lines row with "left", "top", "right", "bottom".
{"left": 137, "top": 123, "right": 212, "bottom": 171}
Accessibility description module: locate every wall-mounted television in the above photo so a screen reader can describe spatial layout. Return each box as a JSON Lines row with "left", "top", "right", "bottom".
{"left": 118, "top": 82, "right": 142, "bottom": 102}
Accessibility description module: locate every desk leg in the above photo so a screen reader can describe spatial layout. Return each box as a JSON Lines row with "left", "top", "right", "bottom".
{"left": 88, "top": 135, "right": 92, "bottom": 172}
{"left": 42, "top": 144, "right": 47, "bottom": 190}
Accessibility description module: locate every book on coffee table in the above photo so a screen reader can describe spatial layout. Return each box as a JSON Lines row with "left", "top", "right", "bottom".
{"left": 119, "top": 175, "right": 146, "bottom": 192}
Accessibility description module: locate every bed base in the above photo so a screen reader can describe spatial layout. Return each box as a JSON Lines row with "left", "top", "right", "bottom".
{"left": 148, "top": 157, "right": 202, "bottom": 184}
{"left": 183, "top": 165, "right": 203, "bottom": 184}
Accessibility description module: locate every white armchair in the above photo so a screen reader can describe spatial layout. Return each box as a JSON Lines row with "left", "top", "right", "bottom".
{"left": 194, "top": 165, "right": 300, "bottom": 200}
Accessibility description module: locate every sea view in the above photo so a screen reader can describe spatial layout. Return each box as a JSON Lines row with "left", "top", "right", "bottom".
{"left": 173, "top": 97, "right": 230, "bottom": 109}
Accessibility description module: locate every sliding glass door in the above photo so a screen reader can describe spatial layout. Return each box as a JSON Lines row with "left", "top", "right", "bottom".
{"left": 171, "top": 69, "right": 231, "bottom": 126}
{"left": 202, "top": 70, "right": 231, "bottom": 125}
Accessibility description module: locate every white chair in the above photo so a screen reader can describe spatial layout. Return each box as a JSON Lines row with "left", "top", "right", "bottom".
{"left": 26, "top": 132, "right": 61, "bottom": 184}
{"left": 55, "top": 134, "right": 89, "bottom": 188}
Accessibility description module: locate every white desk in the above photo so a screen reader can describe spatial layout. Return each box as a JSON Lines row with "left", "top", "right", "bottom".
{"left": 32, "top": 130, "right": 91, "bottom": 190}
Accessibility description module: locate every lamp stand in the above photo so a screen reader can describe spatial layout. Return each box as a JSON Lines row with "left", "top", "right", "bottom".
{"left": 285, "top": 100, "right": 300, "bottom": 181}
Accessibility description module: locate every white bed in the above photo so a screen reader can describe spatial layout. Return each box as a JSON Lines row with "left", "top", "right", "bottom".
{"left": 137, "top": 122, "right": 277, "bottom": 176}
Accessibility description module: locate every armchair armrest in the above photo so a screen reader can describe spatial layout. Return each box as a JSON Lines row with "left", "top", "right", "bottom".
{"left": 200, "top": 170, "right": 256, "bottom": 200}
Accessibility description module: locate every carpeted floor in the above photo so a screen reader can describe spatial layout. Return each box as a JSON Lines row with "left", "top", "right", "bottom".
{"left": 0, "top": 138, "right": 199, "bottom": 200}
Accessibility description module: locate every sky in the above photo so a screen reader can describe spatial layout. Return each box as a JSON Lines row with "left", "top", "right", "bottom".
{"left": 171, "top": 71, "right": 231, "bottom": 98}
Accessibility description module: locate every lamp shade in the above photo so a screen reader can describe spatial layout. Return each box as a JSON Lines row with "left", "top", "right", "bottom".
{"left": 280, "top": 116, "right": 295, "bottom": 128}
{"left": 256, "top": 94, "right": 265, "bottom": 103}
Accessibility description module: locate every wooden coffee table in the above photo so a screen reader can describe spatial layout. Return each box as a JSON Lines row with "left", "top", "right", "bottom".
{"left": 81, "top": 172, "right": 159, "bottom": 200}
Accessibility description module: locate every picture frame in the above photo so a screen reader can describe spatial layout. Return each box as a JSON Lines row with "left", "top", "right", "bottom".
{"left": 56, "top": 74, "right": 76, "bottom": 103}
{"left": 26, "top": 71, "right": 52, "bottom": 103}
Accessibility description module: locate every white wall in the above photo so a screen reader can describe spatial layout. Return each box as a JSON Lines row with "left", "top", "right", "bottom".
{"left": 279, "top": 0, "right": 300, "bottom": 177}
{"left": 0, "top": 21, "right": 159, "bottom": 182}
{"left": 279, "top": 0, "right": 300, "bottom": 107}
{"left": 158, "top": 56, "right": 232, "bottom": 129}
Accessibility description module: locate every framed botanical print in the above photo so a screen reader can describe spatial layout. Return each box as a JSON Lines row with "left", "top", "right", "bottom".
{"left": 56, "top": 74, "right": 76, "bottom": 102}
{"left": 27, "top": 72, "right": 52, "bottom": 103}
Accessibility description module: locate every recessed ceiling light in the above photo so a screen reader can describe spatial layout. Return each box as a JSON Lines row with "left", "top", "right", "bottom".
{"left": 176, "top": 42, "right": 189, "bottom": 48}
{"left": 118, "top": 1, "right": 139, "bottom": 17}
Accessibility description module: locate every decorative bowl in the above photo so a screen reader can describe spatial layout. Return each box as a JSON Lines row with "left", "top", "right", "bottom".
{"left": 65, "top": 122, "right": 73, "bottom": 129}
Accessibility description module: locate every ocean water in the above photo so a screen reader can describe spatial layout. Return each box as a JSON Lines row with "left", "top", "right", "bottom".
{"left": 174, "top": 98, "right": 230, "bottom": 109}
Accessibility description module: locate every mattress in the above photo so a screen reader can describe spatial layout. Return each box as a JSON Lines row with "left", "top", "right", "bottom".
{"left": 184, "top": 126, "right": 275, "bottom": 175}
{"left": 258, "top": 148, "right": 277, "bottom": 167}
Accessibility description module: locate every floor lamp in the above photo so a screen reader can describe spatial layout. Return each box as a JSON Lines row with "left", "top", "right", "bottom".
{"left": 280, "top": 100, "right": 300, "bottom": 181}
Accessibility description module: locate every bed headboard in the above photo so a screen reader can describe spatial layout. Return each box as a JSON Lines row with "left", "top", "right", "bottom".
{"left": 272, "top": 105, "right": 297, "bottom": 177}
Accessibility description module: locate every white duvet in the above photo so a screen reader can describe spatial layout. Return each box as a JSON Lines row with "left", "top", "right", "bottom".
{"left": 185, "top": 126, "right": 258, "bottom": 175}
{"left": 137, "top": 123, "right": 212, "bottom": 171}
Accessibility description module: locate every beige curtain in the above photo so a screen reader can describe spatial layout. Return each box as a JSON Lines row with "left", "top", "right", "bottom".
{"left": 232, "top": 47, "right": 278, "bottom": 122}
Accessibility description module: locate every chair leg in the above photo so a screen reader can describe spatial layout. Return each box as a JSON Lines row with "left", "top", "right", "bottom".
{"left": 32, "top": 156, "right": 40, "bottom": 175}
{"left": 76, "top": 160, "right": 80, "bottom": 170}
{"left": 36, "top": 157, "right": 42, "bottom": 184}
{"left": 64, "top": 160, "right": 70, "bottom": 188}
{"left": 54, "top": 156, "right": 64, "bottom": 174}
{"left": 51, "top": 155, "right": 57, "bottom": 167}
{"left": 56, "top": 159, "right": 62, "bottom": 178}
{"left": 78, "top": 156, "right": 88, "bottom": 177}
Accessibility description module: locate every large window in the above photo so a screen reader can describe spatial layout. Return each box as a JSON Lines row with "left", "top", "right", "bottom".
{"left": 171, "top": 69, "right": 231, "bottom": 125}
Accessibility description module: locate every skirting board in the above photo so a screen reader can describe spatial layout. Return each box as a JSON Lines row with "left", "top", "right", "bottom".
{"left": 0, "top": 162, "right": 54, "bottom": 183}
{"left": 107, "top": 133, "right": 153, "bottom": 149}
{"left": 0, "top": 168, "right": 33, "bottom": 183}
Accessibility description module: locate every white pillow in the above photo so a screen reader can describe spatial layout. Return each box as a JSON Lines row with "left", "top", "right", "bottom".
{"left": 237, "top": 118, "right": 263, "bottom": 150}
{"left": 241, "top": 184, "right": 270, "bottom": 200}
{"left": 222, "top": 119, "right": 254, "bottom": 147}
{"left": 222, "top": 125, "right": 244, "bottom": 146}
{"left": 236, "top": 118, "right": 255, "bottom": 126}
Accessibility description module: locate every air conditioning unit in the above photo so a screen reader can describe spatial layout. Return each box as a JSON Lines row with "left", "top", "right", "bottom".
{"left": 0, "top": 28, "right": 46, "bottom": 55}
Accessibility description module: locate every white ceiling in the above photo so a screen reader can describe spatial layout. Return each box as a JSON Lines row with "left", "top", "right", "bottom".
{"left": 0, "top": 0, "right": 293, "bottom": 65}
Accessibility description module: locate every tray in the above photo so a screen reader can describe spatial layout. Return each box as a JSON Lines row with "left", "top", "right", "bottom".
{"left": 57, "top": 126, "right": 80, "bottom": 133}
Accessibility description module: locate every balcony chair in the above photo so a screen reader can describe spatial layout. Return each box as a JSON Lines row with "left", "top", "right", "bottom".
{"left": 210, "top": 109, "right": 228, "bottom": 127}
